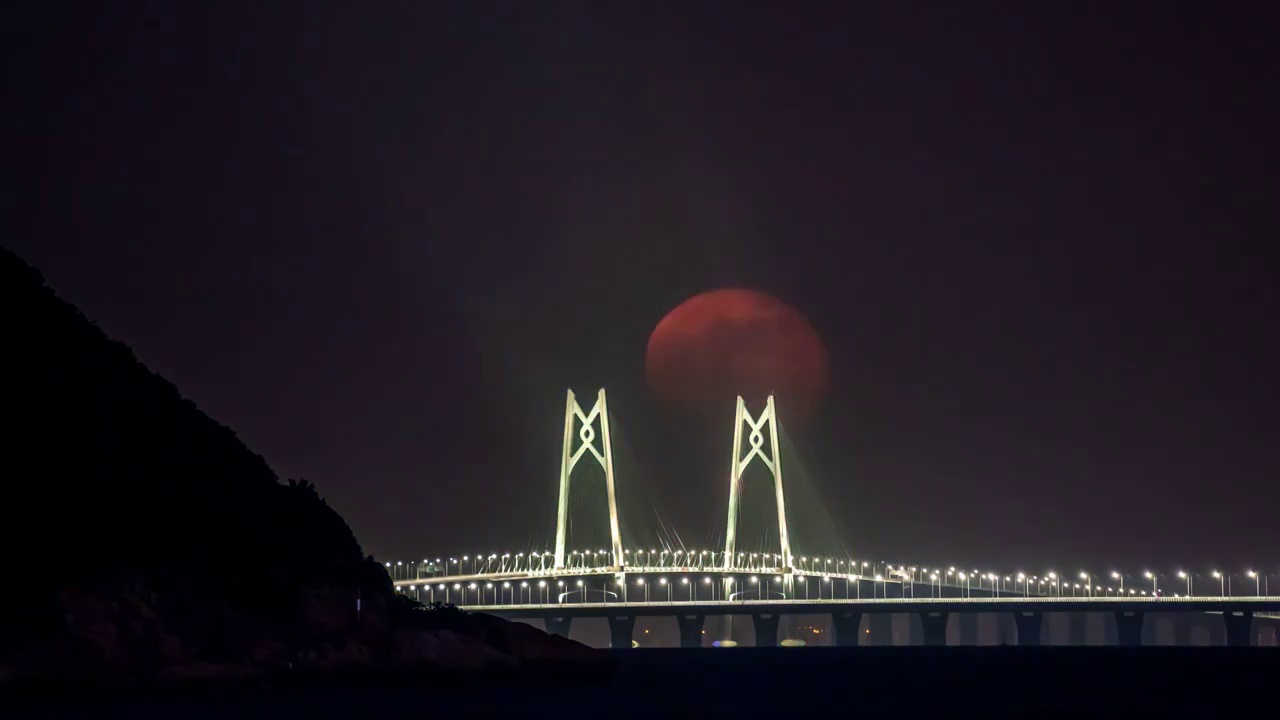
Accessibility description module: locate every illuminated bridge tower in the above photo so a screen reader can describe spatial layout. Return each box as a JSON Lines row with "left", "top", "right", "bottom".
{"left": 722, "top": 395, "right": 795, "bottom": 597}
{"left": 553, "top": 389, "right": 624, "bottom": 572}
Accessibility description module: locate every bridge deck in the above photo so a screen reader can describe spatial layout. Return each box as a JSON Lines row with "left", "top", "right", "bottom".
{"left": 455, "top": 596, "right": 1279, "bottom": 618}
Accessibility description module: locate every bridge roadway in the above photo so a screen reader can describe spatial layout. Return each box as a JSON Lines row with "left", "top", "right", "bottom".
{"left": 454, "top": 596, "right": 1280, "bottom": 649}
{"left": 393, "top": 565, "right": 1027, "bottom": 590}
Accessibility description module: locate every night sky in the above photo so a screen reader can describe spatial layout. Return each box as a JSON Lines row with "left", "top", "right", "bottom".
{"left": 9, "top": 3, "right": 1278, "bottom": 573}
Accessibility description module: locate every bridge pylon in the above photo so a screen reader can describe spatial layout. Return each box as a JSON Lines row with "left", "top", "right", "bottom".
{"left": 722, "top": 395, "right": 794, "bottom": 597}
{"left": 553, "top": 389, "right": 624, "bottom": 572}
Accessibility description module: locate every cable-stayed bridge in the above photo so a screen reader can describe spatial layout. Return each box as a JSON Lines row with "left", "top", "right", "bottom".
{"left": 389, "top": 389, "right": 1279, "bottom": 648}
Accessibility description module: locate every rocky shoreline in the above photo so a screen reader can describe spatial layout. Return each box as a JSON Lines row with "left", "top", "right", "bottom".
{"left": 0, "top": 578, "right": 606, "bottom": 689}
{"left": 2, "top": 656, "right": 618, "bottom": 704}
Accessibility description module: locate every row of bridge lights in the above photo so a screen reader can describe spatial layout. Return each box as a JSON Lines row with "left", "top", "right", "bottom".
{"left": 386, "top": 553, "right": 906, "bottom": 587}
{"left": 402, "top": 575, "right": 892, "bottom": 604}
{"left": 391, "top": 550, "right": 877, "bottom": 575}
{"left": 386, "top": 554, "right": 1268, "bottom": 596}
{"left": 398, "top": 552, "right": 1268, "bottom": 575}
{"left": 404, "top": 576, "right": 730, "bottom": 605}
{"left": 393, "top": 567, "right": 1270, "bottom": 604}
{"left": 928, "top": 569, "right": 1264, "bottom": 598}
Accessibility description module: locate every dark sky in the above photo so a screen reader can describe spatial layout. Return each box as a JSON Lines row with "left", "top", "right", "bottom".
{"left": 9, "top": 2, "right": 1278, "bottom": 574}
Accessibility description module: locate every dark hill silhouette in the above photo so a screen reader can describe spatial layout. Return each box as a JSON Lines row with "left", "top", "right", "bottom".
{"left": 0, "top": 247, "right": 600, "bottom": 681}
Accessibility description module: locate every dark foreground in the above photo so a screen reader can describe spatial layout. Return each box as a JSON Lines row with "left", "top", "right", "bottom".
{"left": 4, "top": 647, "right": 1277, "bottom": 718}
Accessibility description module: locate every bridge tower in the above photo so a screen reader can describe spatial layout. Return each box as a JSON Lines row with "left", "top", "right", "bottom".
{"left": 553, "top": 389, "right": 625, "bottom": 572}
{"left": 722, "top": 395, "right": 795, "bottom": 596}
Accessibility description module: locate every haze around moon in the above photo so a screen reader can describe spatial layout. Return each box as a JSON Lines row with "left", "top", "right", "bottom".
{"left": 645, "top": 289, "right": 828, "bottom": 425}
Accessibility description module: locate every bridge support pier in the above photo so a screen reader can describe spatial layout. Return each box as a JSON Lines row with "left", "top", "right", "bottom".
{"left": 1114, "top": 611, "right": 1144, "bottom": 646}
{"left": 831, "top": 611, "right": 862, "bottom": 647}
{"left": 956, "top": 611, "right": 978, "bottom": 645}
{"left": 1222, "top": 611, "right": 1254, "bottom": 647}
{"left": 1012, "top": 611, "right": 1043, "bottom": 646}
{"left": 544, "top": 616, "right": 572, "bottom": 638}
{"left": 753, "top": 613, "right": 780, "bottom": 647}
{"left": 1173, "top": 616, "right": 1193, "bottom": 646}
{"left": 919, "top": 611, "right": 948, "bottom": 646}
{"left": 1067, "top": 611, "right": 1087, "bottom": 646}
{"left": 606, "top": 615, "right": 636, "bottom": 649}
{"left": 675, "top": 614, "right": 705, "bottom": 648}
{"left": 866, "top": 613, "right": 892, "bottom": 645}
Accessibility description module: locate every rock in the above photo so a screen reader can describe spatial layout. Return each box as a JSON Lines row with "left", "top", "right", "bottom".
{"left": 471, "top": 615, "right": 604, "bottom": 661}
{"left": 156, "top": 661, "right": 261, "bottom": 680}
{"left": 249, "top": 639, "right": 293, "bottom": 666}
{"left": 4, "top": 576, "right": 601, "bottom": 685}
{"left": 393, "top": 628, "right": 516, "bottom": 670}
{"left": 298, "top": 586, "right": 359, "bottom": 633}
{"left": 298, "top": 637, "right": 374, "bottom": 670}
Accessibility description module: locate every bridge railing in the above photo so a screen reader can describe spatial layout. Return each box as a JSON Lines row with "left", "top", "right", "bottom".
{"left": 455, "top": 595, "right": 1277, "bottom": 612}
{"left": 386, "top": 551, "right": 1275, "bottom": 606}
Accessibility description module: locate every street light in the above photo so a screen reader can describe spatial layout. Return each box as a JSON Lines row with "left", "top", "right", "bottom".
{"left": 1211, "top": 570, "right": 1225, "bottom": 596}
{"left": 1143, "top": 570, "right": 1157, "bottom": 594}
{"left": 1079, "top": 572, "right": 1092, "bottom": 596}
{"left": 1111, "top": 571, "right": 1124, "bottom": 594}
{"left": 1247, "top": 570, "right": 1259, "bottom": 596}
{"left": 1176, "top": 570, "right": 1191, "bottom": 596}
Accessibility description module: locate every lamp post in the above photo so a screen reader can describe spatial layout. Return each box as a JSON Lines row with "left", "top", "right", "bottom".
{"left": 1111, "top": 571, "right": 1125, "bottom": 595}
{"left": 1177, "top": 570, "right": 1191, "bottom": 596}
{"left": 1247, "top": 570, "right": 1259, "bottom": 596}
{"left": 1143, "top": 571, "right": 1157, "bottom": 594}
{"left": 1079, "top": 572, "right": 1093, "bottom": 597}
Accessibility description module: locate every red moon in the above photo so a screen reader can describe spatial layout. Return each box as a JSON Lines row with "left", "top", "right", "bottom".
{"left": 645, "top": 289, "right": 828, "bottom": 425}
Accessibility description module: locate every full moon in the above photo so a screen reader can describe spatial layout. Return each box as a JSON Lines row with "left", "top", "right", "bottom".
{"left": 645, "top": 289, "right": 828, "bottom": 425}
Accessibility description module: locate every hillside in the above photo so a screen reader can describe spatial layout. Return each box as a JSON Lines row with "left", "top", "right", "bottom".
{"left": 0, "top": 247, "right": 599, "bottom": 681}
{"left": 2, "top": 243, "right": 369, "bottom": 592}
